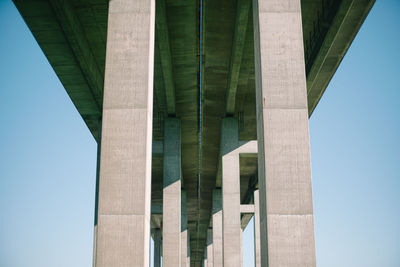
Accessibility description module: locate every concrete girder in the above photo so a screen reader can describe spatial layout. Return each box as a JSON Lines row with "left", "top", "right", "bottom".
{"left": 156, "top": 0, "right": 176, "bottom": 115}
{"left": 307, "top": 0, "right": 375, "bottom": 115}
{"left": 225, "top": 0, "right": 251, "bottom": 115}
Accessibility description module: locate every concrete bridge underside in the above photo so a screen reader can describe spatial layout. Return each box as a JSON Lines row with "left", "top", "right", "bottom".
{"left": 14, "top": 0, "right": 373, "bottom": 265}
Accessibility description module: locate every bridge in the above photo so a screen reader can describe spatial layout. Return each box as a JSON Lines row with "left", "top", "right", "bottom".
{"left": 13, "top": 0, "right": 374, "bottom": 266}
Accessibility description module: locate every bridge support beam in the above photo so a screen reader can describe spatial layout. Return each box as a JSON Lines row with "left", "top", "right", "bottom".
{"left": 253, "top": 190, "right": 261, "bottom": 267}
{"left": 212, "top": 189, "right": 223, "bottom": 267}
{"left": 181, "top": 190, "right": 189, "bottom": 267}
{"left": 253, "top": 0, "right": 316, "bottom": 266}
{"left": 206, "top": 229, "right": 213, "bottom": 267}
{"left": 93, "top": 0, "right": 155, "bottom": 266}
{"left": 154, "top": 229, "right": 162, "bottom": 267}
{"left": 163, "top": 118, "right": 182, "bottom": 267}
{"left": 221, "top": 118, "right": 242, "bottom": 267}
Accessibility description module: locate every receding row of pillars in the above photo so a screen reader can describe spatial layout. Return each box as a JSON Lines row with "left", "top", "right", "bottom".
{"left": 92, "top": 0, "right": 315, "bottom": 266}
{"left": 152, "top": 118, "right": 262, "bottom": 267}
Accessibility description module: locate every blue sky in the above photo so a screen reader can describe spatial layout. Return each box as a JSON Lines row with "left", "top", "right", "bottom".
{"left": 0, "top": 0, "right": 399, "bottom": 266}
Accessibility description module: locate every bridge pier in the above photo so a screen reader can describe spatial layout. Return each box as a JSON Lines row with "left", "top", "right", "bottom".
{"left": 163, "top": 118, "right": 182, "bottom": 267}
{"left": 153, "top": 229, "right": 162, "bottom": 267}
{"left": 94, "top": 0, "right": 155, "bottom": 266}
{"left": 253, "top": 190, "right": 261, "bottom": 267}
{"left": 206, "top": 229, "right": 213, "bottom": 267}
{"left": 212, "top": 189, "right": 223, "bottom": 267}
{"left": 221, "top": 118, "right": 242, "bottom": 267}
{"left": 181, "top": 190, "right": 189, "bottom": 267}
{"left": 253, "top": 0, "right": 316, "bottom": 266}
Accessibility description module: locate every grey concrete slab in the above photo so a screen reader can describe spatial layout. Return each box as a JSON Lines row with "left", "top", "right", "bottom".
{"left": 94, "top": 1, "right": 155, "bottom": 266}
{"left": 253, "top": 0, "right": 316, "bottom": 265}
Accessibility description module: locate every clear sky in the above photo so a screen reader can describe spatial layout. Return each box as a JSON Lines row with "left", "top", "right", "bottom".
{"left": 0, "top": 0, "right": 399, "bottom": 266}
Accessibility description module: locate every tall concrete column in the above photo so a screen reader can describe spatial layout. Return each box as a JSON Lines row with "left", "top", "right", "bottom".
{"left": 206, "top": 229, "right": 213, "bottom": 267}
{"left": 94, "top": 0, "right": 155, "bottom": 266}
{"left": 253, "top": 190, "right": 261, "bottom": 267}
{"left": 92, "top": 120, "right": 101, "bottom": 267}
{"left": 221, "top": 118, "right": 241, "bottom": 267}
{"left": 154, "top": 229, "right": 162, "bottom": 267}
{"left": 253, "top": 0, "right": 316, "bottom": 266}
{"left": 186, "top": 230, "right": 191, "bottom": 267}
{"left": 181, "top": 190, "right": 189, "bottom": 267}
{"left": 212, "top": 189, "right": 223, "bottom": 267}
{"left": 240, "top": 228, "right": 243, "bottom": 267}
{"left": 163, "top": 118, "right": 182, "bottom": 267}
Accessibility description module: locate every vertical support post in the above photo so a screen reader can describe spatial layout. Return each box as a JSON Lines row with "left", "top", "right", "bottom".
{"left": 163, "top": 118, "right": 182, "bottom": 267}
{"left": 253, "top": 190, "right": 261, "bottom": 267}
{"left": 221, "top": 118, "right": 241, "bottom": 267}
{"left": 92, "top": 119, "right": 101, "bottom": 267}
{"left": 207, "top": 229, "right": 214, "bottom": 267}
{"left": 181, "top": 190, "right": 189, "bottom": 267}
{"left": 186, "top": 230, "right": 191, "bottom": 267}
{"left": 253, "top": 0, "right": 316, "bottom": 266}
{"left": 154, "top": 229, "right": 162, "bottom": 267}
{"left": 95, "top": 0, "right": 155, "bottom": 266}
{"left": 212, "top": 189, "right": 223, "bottom": 267}
{"left": 240, "top": 228, "right": 243, "bottom": 267}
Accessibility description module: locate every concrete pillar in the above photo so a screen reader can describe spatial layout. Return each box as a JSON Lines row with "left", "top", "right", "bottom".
{"left": 253, "top": 0, "right": 316, "bottom": 266}
{"left": 240, "top": 228, "right": 243, "bottom": 267}
{"left": 221, "top": 118, "right": 242, "bottom": 267}
{"left": 186, "top": 230, "right": 191, "bottom": 267}
{"left": 92, "top": 120, "right": 101, "bottom": 267}
{"left": 203, "top": 250, "right": 208, "bottom": 267}
{"left": 163, "top": 118, "right": 182, "bottom": 267}
{"left": 206, "top": 229, "right": 213, "bottom": 267}
{"left": 94, "top": 0, "right": 155, "bottom": 266}
{"left": 154, "top": 229, "right": 162, "bottom": 267}
{"left": 212, "top": 189, "right": 223, "bottom": 267}
{"left": 181, "top": 190, "right": 189, "bottom": 267}
{"left": 253, "top": 190, "right": 261, "bottom": 267}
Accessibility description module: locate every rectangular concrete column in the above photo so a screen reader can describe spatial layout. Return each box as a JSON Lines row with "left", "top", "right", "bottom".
{"left": 221, "top": 118, "right": 241, "bottom": 267}
{"left": 154, "top": 229, "right": 162, "bottom": 267}
{"left": 253, "top": 190, "right": 261, "bottom": 267}
{"left": 163, "top": 118, "right": 182, "bottom": 267}
{"left": 186, "top": 230, "right": 191, "bottom": 267}
{"left": 181, "top": 190, "right": 189, "bottom": 267}
{"left": 94, "top": 1, "right": 155, "bottom": 266}
{"left": 212, "top": 189, "right": 223, "bottom": 267}
{"left": 253, "top": 0, "right": 316, "bottom": 266}
{"left": 207, "top": 229, "right": 213, "bottom": 267}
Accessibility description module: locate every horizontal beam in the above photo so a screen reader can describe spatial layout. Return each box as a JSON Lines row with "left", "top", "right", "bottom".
{"left": 225, "top": 0, "right": 251, "bottom": 115}
{"left": 307, "top": 0, "right": 375, "bottom": 115}
{"left": 156, "top": 0, "right": 176, "bottom": 115}
{"left": 240, "top": 204, "right": 254, "bottom": 214}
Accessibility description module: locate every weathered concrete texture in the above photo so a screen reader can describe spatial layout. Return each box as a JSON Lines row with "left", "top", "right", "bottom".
{"left": 253, "top": 0, "right": 316, "bottom": 266}
{"left": 163, "top": 118, "right": 182, "bottom": 267}
{"left": 253, "top": 190, "right": 261, "bottom": 267}
{"left": 212, "top": 189, "right": 223, "bottom": 267}
{"left": 154, "top": 229, "right": 162, "bottom": 267}
{"left": 95, "top": 0, "right": 155, "bottom": 266}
